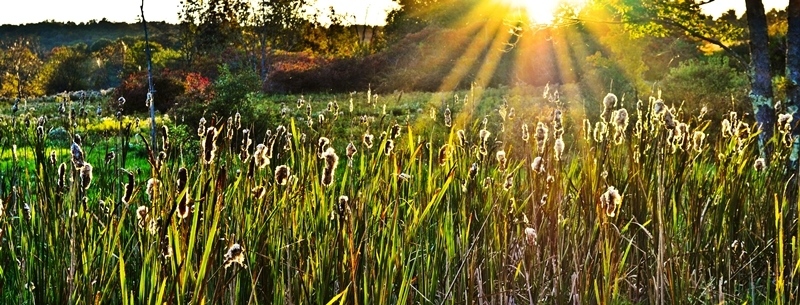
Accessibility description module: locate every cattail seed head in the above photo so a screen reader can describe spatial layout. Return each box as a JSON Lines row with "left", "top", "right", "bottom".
{"left": 721, "top": 119, "right": 732, "bottom": 138}
{"left": 444, "top": 107, "right": 452, "bottom": 127}
{"left": 503, "top": 174, "right": 513, "bottom": 191}
{"left": 524, "top": 227, "right": 537, "bottom": 246}
{"left": 554, "top": 137, "right": 565, "bottom": 160}
{"left": 531, "top": 156, "right": 544, "bottom": 173}
{"left": 176, "top": 193, "right": 190, "bottom": 219}
{"left": 275, "top": 165, "right": 290, "bottom": 185}
{"left": 612, "top": 108, "right": 629, "bottom": 131}
{"left": 223, "top": 243, "right": 246, "bottom": 269}
{"left": 136, "top": 205, "right": 148, "bottom": 229}
{"left": 363, "top": 133, "right": 374, "bottom": 148}
{"left": 600, "top": 186, "right": 623, "bottom": 217}
{"left": 692, "top": 131, "right": 706, "bottom": 152}
{"left": 346, "top": 142, "right": 357, "bottom": 160}
{"left": 122, "top": 170, "right": 134, "bottom": 204}
{"left": 58, "top": 163, "right": 66, "bottom": 191}
{"left": 457, "top": 129, "right": 467, "bottom": 147}
{"left": 384, "top": 139, "right": 394, "bottom": 155}
{"left": 317, "top": 137, "right": 331, "bottom": 157}
{"left": 146, "top": 178, "right": 160, "bottom": 202}
{"left": 603, "top": 93, "right": 617, "bottom": 110}
{"left": 50, "top": 150, "right": 57, "bottom": 165}
{"left": 254, "top": 144, "right": 269, "bottom": 168}
{"left": 496, "top": 150, "right": 507, "bottom": 171}
{"left": 80, "top": 163, "right": 93, "bottom": 190}
{"left": 469, "top": 163, "right": 479, "bottom": 180}
{"left": 203, "top": 127, "right": 218, "bottom": 165}
{"left": 390, "top": 124, "right": 402, "bottom": 139}
{"left": 71, "top": 141, "right": 85, "bottom": 169}
{"left": 177, "top": 167, "right": 188, "bottom": 192}
{"left": 438, "top": 144, "right": 450, "bottom": 165}
{"left": 521, "top": 124, "right": 530, "bottom": 142}
{"left": 754, "top": 158, "right": 766, "bottom": 172}
{"left": 252, "top": 186, "right": 266, "bottom": 199}
{"left": 535, "top": 122, "right": 548, "bottom": 147}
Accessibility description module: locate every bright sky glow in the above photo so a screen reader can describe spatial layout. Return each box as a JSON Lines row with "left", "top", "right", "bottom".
{"left": 0, "top": 0, "right": 788, "bottom": 26}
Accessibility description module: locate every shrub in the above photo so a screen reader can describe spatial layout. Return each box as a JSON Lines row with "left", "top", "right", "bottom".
{"left": 115, "top": 69, "right": 186, "bottom": 114}
{"left": 660, "top": 56, "right": 749, "bottom": 118}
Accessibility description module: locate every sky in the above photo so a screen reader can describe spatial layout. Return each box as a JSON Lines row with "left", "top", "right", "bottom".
{"left": 0, "top": 0, "right": 788, "bottom": 26}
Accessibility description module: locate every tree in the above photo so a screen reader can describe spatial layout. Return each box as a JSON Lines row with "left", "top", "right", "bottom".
{"left": 38, "top": 45, "right": 89, "bottom": 94}
{"left": 0, "top": 38, "right": 43, "bottom": 99}
{"left": 251, "top": 0, "right": 309, "bottom": 81}
{"left": 788, "top": 0, "right": 800, "bottom": 164}
{"left": 745, "top": 0, "right": 776, "bottom": 159}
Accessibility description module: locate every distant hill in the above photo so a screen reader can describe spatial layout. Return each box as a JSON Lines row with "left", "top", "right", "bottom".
{"left": 0, "top": 20, "right": 180, "bottom": 51}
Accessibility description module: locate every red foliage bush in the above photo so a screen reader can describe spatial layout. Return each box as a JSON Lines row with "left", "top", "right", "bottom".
{"left": 115, "top": 69, "right": 187, "bottom": 113}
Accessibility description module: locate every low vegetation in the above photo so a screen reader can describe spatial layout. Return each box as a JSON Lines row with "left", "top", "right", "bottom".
{"left": 0, "top": 86, "right": 796, "bottom": 303}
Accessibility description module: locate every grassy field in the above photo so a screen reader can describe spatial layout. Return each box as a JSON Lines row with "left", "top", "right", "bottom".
{"left": 0, "top": 85, "right": 797, "bottom": 304}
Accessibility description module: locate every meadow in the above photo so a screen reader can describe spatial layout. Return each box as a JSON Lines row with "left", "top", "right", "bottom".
{"left": 0, "top": 85, "right": 797, "bottom": 304}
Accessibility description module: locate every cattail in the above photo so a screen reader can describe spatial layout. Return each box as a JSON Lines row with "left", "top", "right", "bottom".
{"left": 398, "top": 173, "right": 412, "bottom": 182}
{"left": 176, "top": 192, "right": 190, "bottom": 219}
{"left": 390, "top": 124, "right": 402, "bottom": 139}
{"left": 754, "top": 158, "right": 766, "bottom": 172}
{"left": 692, "top": 131, "right": 706, "bottom": 152}
{"left": 600, "top": 186, "right": 623, "bottom": 217}
{"left": 226, "top": 118, "right": 234, "bottom": 140}
{"left": 479, "top": 129, "right": 491, "bottom": 143}
{"left": 553, "top": 109, "right": 563, "bottom": 131}
{"left": 136, "top": 206, "right": 148, "bottom": 229}
{"left": 146, "top": 178, "right": 160, "bottom": 202}
{"left": 603, "top": 93, "right": 617, "bottom": 110}
{"left": 535, "top": 122, "right": 548, "bottom": 150}
{"left": 122, "top": 170, "right": 134, "bottom": 204}
{"left": 71, "top": 141, "right": 85, "bottom": 169}
{"left": 524, "top": 227, "right": 537, "bottom": 246}
{"left": 321, "top": 148, "right": 338, "bottom": 187}
{"left": 50, "top": 150, "right": 57, "bottom": 165}
{"left": 203, "top": 127, "right": 218, "bottom": 165}
{"left": 384, "top": 139, "right": 394, "bottom": 155}
{"left": 736, "top": 121, "right": 750, "bottom": 140}
{"left": 438, "top": 144, "right": 450, "bottom": 165}
{"left": 346, "top": 142, "right": 357, "bottom": 160}
{"left": 197, "top": 117, "right": 207, "bottom": 137}
{"left": 496, "top": 150, "right": 507, "bottom": 171}
{"left": 318, "top": 114, "right": 325, "bottom": 124}
{"left": 240, "top": 129, "right": 252, "bottom": 160}
{"left": 663, "top": 110, "right": 676, "bottom": 130}
{"left": 540, "top": 194, "right": 548, "bottom": 205}
{"left": 252, "top": 186, "right": 266, "bottom": 199}
{"left": 297, "top": 97, "right": 305, "bottom": 108}
{"left": 275, "top": 165, "right": 290, "bottom": 185}
{"left": 554, "top": 137, "right": 565, "bottom": 161}
{"left": 779, "top": 113, "right": 793, "bottom": 132}
{"left": 36, "top": 125, "right": 44, "bottom": 139}
{"left": 508, "top": 107, "right": 515, "bottom": 120}
{"left": 58, "top": 163, "right": 66, "bottom": 191}
{"left": 336, "top": 196, "right": 350, "bottom": 220}
{"left": 613, "top": 108, "right": 629, "bottom": 131}
{"left": 234, "top": 112, "right": 241, "bottom": 129}
{"left": 652, "top": 99, "right": 666, "bottom": 116}
{"left": 223, "top": 243, "right": 246, "bottom": 269}
{"left": 317, "top": 137, "right": 331, "bottom": 157}
{"left": 363, "top": 133, "right": 374, "bottom": 148}
{"left": 483, "top": 177, "right": 493, "bottom": 188}
{"left": 80, "top": 163, "right": 93, "bottom": 190}
{"left": 176, "top": 167, "right": 188, "bottom": 193}
{"left": 721, "top": 119, "right": 732, "bottom": 138}
{"left": 531, "top": 156, "right": 544, "bottom": 173}
{"left": 457, "top": 129, "right": 467, "bottom": 147}
{"left": 521, "top": 124, "right": 530, "bottom": 142}
{"left": 503, "top": 174, "right": 513, "bottom": 191}
{"left": 253, "top": 144, "right": 269, "bottom": 168}
{"left": 444, "top": 107, "right": 452, "bottom": 127}
{"left": 469, "top": 163, "right": 479, "bottom": 180}
{"left": 593, "top": 121, "right": 607, "bottom": 142}
{"left": 161, "top": 125, "right": 170, "bottom": 152}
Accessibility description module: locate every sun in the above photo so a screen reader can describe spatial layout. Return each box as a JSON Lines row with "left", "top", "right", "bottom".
{"left": 500, "top": 0, "right": 582, "bottom": 25}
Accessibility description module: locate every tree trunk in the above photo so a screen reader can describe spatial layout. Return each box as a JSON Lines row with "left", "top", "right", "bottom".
{"left": 745, "top": 0, "right": 776, "bottom": 159}
{"left": 788, "top": 0, "right": 800, "bottom": 163}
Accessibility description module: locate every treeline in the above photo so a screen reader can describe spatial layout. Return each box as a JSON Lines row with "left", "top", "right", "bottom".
{"left": 0, "top": 0, "right": 792, "bottom": 120}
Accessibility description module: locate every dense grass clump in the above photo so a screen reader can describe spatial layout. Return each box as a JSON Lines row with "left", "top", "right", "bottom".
{"left": 0, "top": 86, "right": 797, "bottom": 304}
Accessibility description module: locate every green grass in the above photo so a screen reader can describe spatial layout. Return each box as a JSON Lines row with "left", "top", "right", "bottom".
{"left": 0, "top": 86, "right": 797, "bottom": 304}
